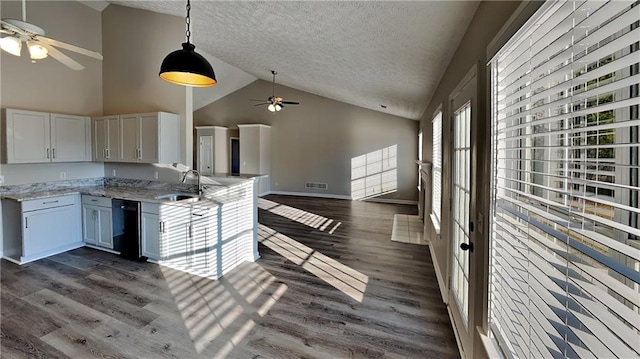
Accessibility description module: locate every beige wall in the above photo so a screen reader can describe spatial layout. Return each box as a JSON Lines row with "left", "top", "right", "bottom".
{"left": 195, "top": 80, "right": 419, "bottom": 202}
{"left": 418, "top": 1, "right": 541, "bottom": 358}
{"left": 0, "top": 1, "right": 104, "bottom": 185}
{"left": 102, "top": 4, "right": 191, "bottom": 177}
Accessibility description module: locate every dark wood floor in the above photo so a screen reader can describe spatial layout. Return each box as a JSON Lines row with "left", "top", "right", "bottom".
{"left": 1, "top": 195, "right": 459, "bottom": 358}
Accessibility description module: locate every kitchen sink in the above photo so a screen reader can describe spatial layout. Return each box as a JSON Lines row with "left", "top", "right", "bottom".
{"left": 155, "top": 193, "right": 200, "bottom": 202}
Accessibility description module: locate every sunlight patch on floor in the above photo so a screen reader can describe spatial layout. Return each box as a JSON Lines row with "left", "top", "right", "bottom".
{"left": 158, "top": 263, "right": 287, "bottom": 355}
{"left": 258, "top": 198, "right": 341, "bottom": 233}
{"left": 258, "top": 224, "right": 368, "bottom": 302}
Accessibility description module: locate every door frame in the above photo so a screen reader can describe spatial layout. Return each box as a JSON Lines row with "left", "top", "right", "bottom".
{"left": 447, "top": 64, "right": 478, "bottom": 359}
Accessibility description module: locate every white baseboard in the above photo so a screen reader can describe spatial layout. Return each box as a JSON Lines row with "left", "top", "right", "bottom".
{"left": 84, "top": 244, "right": 120, "bottom": 255}
{"left": 429, "top": 241, "right": 448, "bottom": 304}
{"left": 265, "top": 191, "right": 352, "bottom": 200}
{"left": 19, "top": 242, "right": 85, "bottom": 264}
{"left": 264, "top": 191, "right": 418, "bottom": 206}
{"left": 364, "top": 198, "right": 419, "bottom": 206}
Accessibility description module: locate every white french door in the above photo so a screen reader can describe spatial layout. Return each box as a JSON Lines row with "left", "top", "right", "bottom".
{"left": 448, "top": 66, "right": 477, "bottom": 358}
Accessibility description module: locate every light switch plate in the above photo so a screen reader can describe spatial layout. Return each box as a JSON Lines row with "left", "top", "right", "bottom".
{"left": 0, "top": 175, "right": 4, "bottom": 184}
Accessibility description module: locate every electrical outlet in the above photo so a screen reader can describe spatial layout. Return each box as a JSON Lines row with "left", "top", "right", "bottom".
{"left": 274, "top": 182, "right": 278, "bottom": 187}
{"left": 112, "top": 169, "right": 117, "bottom": 177}
{"left": 60, "top": 172, "right": 67, "bottom": 179}
{"left": 0, "top": 175, "right": 4, "bottom": 184}
{"left": 154, "top": 171, "right": 159, "bottom": 180}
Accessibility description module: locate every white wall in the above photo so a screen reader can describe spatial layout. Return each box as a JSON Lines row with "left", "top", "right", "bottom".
{"left": 0, "top": 1, "right": 104, "bottom": 185}
{"left": 195, "top": 80, "right": 419, "bottom": 202}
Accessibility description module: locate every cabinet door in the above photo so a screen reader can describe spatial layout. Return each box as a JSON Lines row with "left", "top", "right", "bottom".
{"left": 141, "top": 212, "right": 160, "bottom": 260}
{"left": 94, "top": 118, "right": 108, "bottom": 161}
{"left": 160, "top": 205, "right": 190, "bottom": 269}
{"left": 4, "top": 109, "right": 50, "bottom": 163}
{"left": 23, "top": 205, "right": 78, "bottom": 258}
{"left": 139, "top": 114, "right": 159, "bottom": 163}
{"left": 120, "top": 115, "right": 139, "bottom": 162}
{"left": 51, "top": 114, "right": 91, "bottom": 162}
{"left": 188, "top": 214, "right": 211, "bottom": 275}
{"left": 97, "top": 208, "right": 113, "bottom": 249}
{"left": 82, "top": 205, "right": 99, "bottom": 245}
{"left": 106, "top": 117, "right": 120, "bottom": 161}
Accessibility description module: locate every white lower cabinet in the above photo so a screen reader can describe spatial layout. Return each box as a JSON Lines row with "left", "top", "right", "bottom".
{"left": 1, "top": 194, "right": 83, "bottom": 264}
{"left": 81, "top": 196, "right": 113, "bottom": 249}
{"left": 141, "top": 211, "right": 160, "bottom": 260}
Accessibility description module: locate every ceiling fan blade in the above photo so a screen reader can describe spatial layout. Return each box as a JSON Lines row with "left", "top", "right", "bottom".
{"left": 281, "top": 101, "right": 300, "bottom": 105}
{"left": 249, "top": 99, "right": 267, "bottom": 102}
{"left": 40, "top": 43, "right": 84, "bottom": 70}
{"left": 36, "top": 35, "right": 103, "bottom": 60}
{"left": 254, "top": 103, "right": 269, "bottom": 106}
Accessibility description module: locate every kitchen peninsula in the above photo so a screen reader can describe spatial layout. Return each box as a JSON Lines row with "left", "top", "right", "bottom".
{"left": 1, "top": 175, "right": 262, "bottom": 280}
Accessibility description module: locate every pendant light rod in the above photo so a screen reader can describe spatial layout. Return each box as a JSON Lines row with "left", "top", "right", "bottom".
{"left": 185, "top": 0, "right": 191, "bottom": 43}
{"left": 271, "top": 70, "right": 277, "bottom": 98}
{"left": 22, "top": 0, "right": 27, "bottom": 21}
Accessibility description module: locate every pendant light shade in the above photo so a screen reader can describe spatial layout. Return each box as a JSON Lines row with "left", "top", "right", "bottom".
{"left": 159, "top": 0, "right": 217, "bottom": 87}
{"left": 160, "top": 42, "right": 216, "bottom": 87}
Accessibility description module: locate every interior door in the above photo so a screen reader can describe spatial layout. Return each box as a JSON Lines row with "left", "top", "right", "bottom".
{"left": 448, "top": 65, "right": 477, "bottom": 358}
{"left": 199, "top": 135, "right": 214, "bottom": 175}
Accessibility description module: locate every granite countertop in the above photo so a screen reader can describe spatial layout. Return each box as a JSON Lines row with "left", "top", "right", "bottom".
{"left": 1, "top": 185, "right": 232, "bottom": 209}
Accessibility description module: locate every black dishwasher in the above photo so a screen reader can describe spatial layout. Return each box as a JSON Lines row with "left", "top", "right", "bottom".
{"left": 112, "top": 199, "right": 146, "bottom": 261}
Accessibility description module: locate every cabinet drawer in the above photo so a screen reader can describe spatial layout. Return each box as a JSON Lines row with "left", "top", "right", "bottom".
{"left": 81, "top": 195, "right": 112, "bottom": 208}
{"left": 142, "top": 202, "right": 159, "bottom": 215}
{"left": 22, "top": 195, "right": 77, "bottom": 212}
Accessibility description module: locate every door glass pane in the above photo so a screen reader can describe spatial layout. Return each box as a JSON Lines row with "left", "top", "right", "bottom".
{"left": 452, "top": 100, "right": 472, "bottom": 326}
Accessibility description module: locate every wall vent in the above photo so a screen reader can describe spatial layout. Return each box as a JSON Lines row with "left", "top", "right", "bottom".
{"left": 305, "top": 182, "right": 328, "bottom": 190}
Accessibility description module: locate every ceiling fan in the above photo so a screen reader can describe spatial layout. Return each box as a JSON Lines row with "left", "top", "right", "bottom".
{"left": 0, "top": 0, "right": 103, "bottom": 70}
{"left": 251, "top": 71, "right": 300, "bottom": 112}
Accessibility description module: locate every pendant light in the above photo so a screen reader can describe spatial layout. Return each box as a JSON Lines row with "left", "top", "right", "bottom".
{"left": 159, "top": 0, "right": 216, "bottom": 87}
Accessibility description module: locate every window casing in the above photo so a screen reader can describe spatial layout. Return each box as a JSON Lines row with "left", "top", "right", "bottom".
{"left": 489, "top": 1, "right": 639, "bottom": 358}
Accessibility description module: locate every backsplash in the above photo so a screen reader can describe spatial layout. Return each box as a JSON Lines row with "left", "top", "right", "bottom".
{"left": 0, "top": 177, "right": 104, "bottom": 195}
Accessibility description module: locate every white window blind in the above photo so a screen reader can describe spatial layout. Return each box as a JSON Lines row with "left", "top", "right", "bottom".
{"left": 432, "top": 111, "right": 443, "bottom": 231}
{"left": 490, "top": 1, "right": 639, "bottom": 358}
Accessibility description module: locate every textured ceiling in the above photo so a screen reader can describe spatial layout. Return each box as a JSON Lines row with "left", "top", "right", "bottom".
{"left": 107, "top": 1, "right": 479, "bottom": 120}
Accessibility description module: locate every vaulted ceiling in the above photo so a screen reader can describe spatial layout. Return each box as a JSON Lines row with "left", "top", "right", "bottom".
{"left": 107, "top": 1, "right": 479, "bottom": 120}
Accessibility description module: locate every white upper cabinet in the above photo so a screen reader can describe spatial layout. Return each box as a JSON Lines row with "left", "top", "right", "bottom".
{"left": 116, "top": 112, "right": 179, "bottom": 164}
{"left": 1, "top": 108, "right": 91, "bottom": 164}
{"left": 93, "top": 116, "right": 120, "bottom": 162}
{"left": 50, "top": 113, "right": 91, "bottom": 162}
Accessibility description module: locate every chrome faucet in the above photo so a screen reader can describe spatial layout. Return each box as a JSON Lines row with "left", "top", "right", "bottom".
{"left": 181, "top": 169, "right": 202, "bottom": 195}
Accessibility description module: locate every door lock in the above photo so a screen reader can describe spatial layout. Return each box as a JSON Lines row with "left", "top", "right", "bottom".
{"left": 460, "top": 242, "right": 474, "bottom": 252}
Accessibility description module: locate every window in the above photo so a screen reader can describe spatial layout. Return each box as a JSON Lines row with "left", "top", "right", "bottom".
{"left": 490, "top": 1, "right": 639, "bottom": 358}
{"left": 431, "top": 110, "right": 443, "bottom": 232}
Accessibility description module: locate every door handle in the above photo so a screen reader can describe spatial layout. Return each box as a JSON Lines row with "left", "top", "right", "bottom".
{"left": 460, "top": 242, "right": 474, "bottom": 252}
{"left": 52, "top": 148, "right": 56, "bottom": 159}
{"left": 46, "top": 148, "right": 50, "bottom": 159}
{"left": 105, "top": 148, "right": 110, "bottom": 159}
{"left": 25, "top": 217, "right": 28, "bottom": 228}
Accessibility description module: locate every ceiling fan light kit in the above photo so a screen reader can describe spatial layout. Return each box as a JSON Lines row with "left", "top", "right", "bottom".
{"left": 252, "top": 70, "right": 300, "bottom": 112}
{"left": 27, "top": 41, "right": 47, "bottom": 60}
{"left": 0, "top": 1, "right": 103, "bottom": 69}
{"left": 159, "top": 0, "right": 216, "bottom": 87}
{"left": 0, "top": 35, "right": 21, "bottom": 56}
